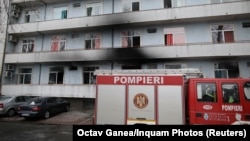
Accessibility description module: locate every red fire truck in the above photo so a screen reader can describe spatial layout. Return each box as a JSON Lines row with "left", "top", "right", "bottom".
{"left": 94, "top": 69, "right": 250, "bottom": 125}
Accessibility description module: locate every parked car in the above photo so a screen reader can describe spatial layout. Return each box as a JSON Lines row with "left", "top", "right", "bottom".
{"left": 18, "top": 96, "right": 70, "bottom": 119}
{"left": 0, "top": 95, "right": 32, "bottom": 117}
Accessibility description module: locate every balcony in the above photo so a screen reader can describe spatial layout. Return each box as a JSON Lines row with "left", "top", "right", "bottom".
{"left": 1, "top": 84, "right": 96, "bottom": 98}
{"left": 8, "top": 1, "right": 250, "bottom": 35}
{"left": 4, "top": 42, "right": 250, "bottom": 64}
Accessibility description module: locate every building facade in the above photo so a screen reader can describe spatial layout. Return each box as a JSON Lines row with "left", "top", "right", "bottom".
{"left": 1, "top": 0, "right": 250, "bottom": 109}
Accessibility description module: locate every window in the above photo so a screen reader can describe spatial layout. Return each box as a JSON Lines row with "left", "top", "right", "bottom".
{"left": 122, "top": 0, "right": 140, "bottom": 12}
{"left": 49, "top": 67, "right": 64, "bottom": 84}
{"left": 172, "top": 0, "right": 185, "bottom": 7}
{"left": 244, "top": 82, "right": 250, "bottom": 100}
{"left": 164, "top": 0, "right": 172, "bottom": 8}
{"left": 25, "top": 10, "right": 37, "bottom": 23}
{"left": 18, "top": 68, "right": 32, "bottom": 84}
{"left": 147, "top": 64, "right": 157, "bottom": 69}
{"left": 211, "top": 24, "right": 234, "bottom": 43}
{"left": 122, "top": 64, "right": 141, "bottom": 69}
{"left": 197, "top": 83, "right": 217, "bottom": 102}
{"left": 54, "top": 7, "right": 67, "bottom": 19}
{"left": 164, "top": 64, "right": 183, "bottom": 69}
{"left": 214, "top": 62, "right": 239, "bottom": 78}
{"left": 122, "top": 31, "right": 140, "bottom": 48}
{"left": 85, "top": 33, "right": 101, "bottom": 49}
{"left": 222, "top": 83, "right": 240, "bottom": 103}
{"left": 164, "top": 27, "right": 185, "bottom": 46}
{"left": 86, "top": 2, "right": 102, "bottom": 16}
{"left": 83, "top": 66, "right": 99, "bottom": 84}
{"left": 22, "top": 39, "right": 34, "bottom": 53}
{"left": 51, "top": 36, "right": 66, "bottom": 51}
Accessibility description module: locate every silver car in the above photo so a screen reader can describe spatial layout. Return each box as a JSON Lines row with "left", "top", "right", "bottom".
{"left": 0, "top": 95, "right": 32, "bottom": 117}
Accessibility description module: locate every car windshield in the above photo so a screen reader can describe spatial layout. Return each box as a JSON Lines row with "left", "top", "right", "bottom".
{"left": 28, "top": 98, "right": 44, "bottom": 105}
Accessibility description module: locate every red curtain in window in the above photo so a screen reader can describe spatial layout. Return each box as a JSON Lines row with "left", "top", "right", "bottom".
{"left": 51, "top": 36, "right": 59, "bottom": 51}
{"left": 165, "top": 34, "right": 173, "bottom": 46}
{"left": 94, "top": 34, "right": 101, "bottom": 49}
{"left": 224, "top": 31, "right": 234, "bottom": 43}
{"left": 122, "top": 32, "right": 128, "bottom": 48}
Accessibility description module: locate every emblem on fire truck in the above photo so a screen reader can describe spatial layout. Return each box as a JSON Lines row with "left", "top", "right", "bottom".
{"left": 133, "top": 93, "right": 148, "bottom": 109}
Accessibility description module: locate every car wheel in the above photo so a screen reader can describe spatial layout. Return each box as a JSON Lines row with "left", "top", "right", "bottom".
{"left": 7, "top": 109, "right": 15, "bottom": 117}
{"left": 44, "top": 111, "right": 50, "bottom": 119}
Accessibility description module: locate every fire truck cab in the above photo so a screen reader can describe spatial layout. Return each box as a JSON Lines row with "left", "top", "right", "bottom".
{"left": 188, "top": 78, "right": 250, "bottom": 125}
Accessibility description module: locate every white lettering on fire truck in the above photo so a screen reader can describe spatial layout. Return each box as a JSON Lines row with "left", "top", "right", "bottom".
{"left": 114, "top": 76, "right": 164, "bottom": 84}
{"left": 221, "top": 105, "right": 243, "bottom": 112}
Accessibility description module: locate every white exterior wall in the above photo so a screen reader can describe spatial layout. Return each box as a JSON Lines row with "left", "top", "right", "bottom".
{"left": 1, "top": 0, "right": 250, "bottom": 99}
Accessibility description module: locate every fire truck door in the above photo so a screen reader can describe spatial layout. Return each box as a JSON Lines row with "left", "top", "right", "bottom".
{"left": 127, "top": 85, "right": 155, "bottom": 125}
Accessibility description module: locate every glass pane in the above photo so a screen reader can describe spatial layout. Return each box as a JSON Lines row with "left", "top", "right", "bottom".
{"left": 132, "top": 2, "right": 139, "bottom": 11}
{"left": 197, "top": 83, "right": 217, "bottom": 102}
{"left": 222, "top": 84, "right": 240, "bottom": 103}
{"left": 24, "top": 74, "right": 31, "bottom": 84}
{"left": 215, "top": 69, "right": 228, "bottom": 78}
{"left": 49, "top": 73, "right": 57, "bottom": 84}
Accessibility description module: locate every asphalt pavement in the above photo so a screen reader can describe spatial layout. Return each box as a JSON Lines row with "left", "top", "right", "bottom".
{"left": 0, "top": 108, "right": 94, "bottom": 125}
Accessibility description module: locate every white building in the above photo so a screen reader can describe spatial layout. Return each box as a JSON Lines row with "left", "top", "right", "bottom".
{"left": 1, "top": 0, "right": 250, "bottom": 109}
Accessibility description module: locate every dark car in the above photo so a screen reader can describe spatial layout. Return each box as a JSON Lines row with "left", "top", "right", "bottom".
{"left": 17, "top": 96, "right": 70, "bottom": 119}
{"left": 0, "top": 95, "right": 32, "bottom": 117}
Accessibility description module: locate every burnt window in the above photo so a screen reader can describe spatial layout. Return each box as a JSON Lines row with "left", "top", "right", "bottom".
{"left": 83, "top": 66, "right": 99, "bottom": 84}
{"left": 49, "top": 67, "right": 64, "bottom": 84}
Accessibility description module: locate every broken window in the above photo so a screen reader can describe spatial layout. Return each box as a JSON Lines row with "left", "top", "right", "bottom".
{"left": 164, "top": 27, "right": 185, "bottom": 46}
{"left": 122, "top": 31, "right": 140, "bottom": 48}
{"left": 85, "top": 33, "right": 101, "bottom": 49}
{"left": 49, "top": 67, "right": 64, "bottom": 84}
{"left": 214, "top": 62, "right": 239, "bottom": 78}
{"left": 122, "top": 64, "right": 141, "bottom": 69}
{"left": 51, "top": 36, "right": 66, "bottom": 51}
{"left": 122, "top": 0, "right": 140, "bottom": 12}
{"left": 164, "top": 64, "right": 182, "bottom": 69}
{"left": 83, "top": 66, "right": 99, "bottom": 84}
{"left": 22, "top": 39, "right": 34, "bottom": 53}
{"left": 211, "top": 24, "right": 234, "bottom": 43}
{"left": 18, "top": 68, "right": 32, "bottom": 84}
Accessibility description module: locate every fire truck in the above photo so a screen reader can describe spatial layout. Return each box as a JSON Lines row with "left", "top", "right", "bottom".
{"left": 94, "top": 69, "right": 250, "bottom": 125}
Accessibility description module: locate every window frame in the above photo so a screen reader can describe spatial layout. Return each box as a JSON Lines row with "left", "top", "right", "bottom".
{"left": 196, "top": 82, "right": 217, "bottom": 103}
{"left": 17, "top": 68, "right": 32, "bottom": 84}
{"left": 22, "top": 39, "right": 34, "bottom": 53}
{"left": 86, "top": 2, "right": 102, "bottom": 16}
{"left": 122, "top": 0, "right": 140, "bottom": 12}
{"left": 211, "top": 24, "right": 234, "bottom": 43}
{"left": 121, "top": 31, "right": 140, "bottom": 48}
{"left": 48, "top": 66, "right": 64, "bottom": 84}
{"left": 51, "top": 35, "right": 66, "bottom": 51}
{"left": 82, "top": 66, "right": 99, "bottom": 85}
{"left": 84, "top": 33, "right": 101, "bottom": 49}
{"left": 164, "top": 27, "right": 186, "bottom": 46}
{"left": 53, "top": 6, "right": 68, "bottom": 19}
